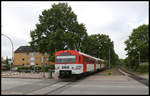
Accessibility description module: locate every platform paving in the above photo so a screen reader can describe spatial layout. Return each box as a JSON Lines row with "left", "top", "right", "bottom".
{"left": 49, "top": 75, "right": 149, "bottom": 95}
{"left": 1, "top": 78, "right": 59, "bottom": 95}
{"left": 1, "top": 70, "right": 149, "bottom": 95}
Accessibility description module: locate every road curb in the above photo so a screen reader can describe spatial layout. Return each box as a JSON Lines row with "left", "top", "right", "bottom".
{"left": 1, "top": 76, "right": 57, "bottom": 79}
{"left": 118, "top": 69, "right": 128, "bottom": 76}
{"left": 119, "top": 67, "right": 149, "bottom": 86}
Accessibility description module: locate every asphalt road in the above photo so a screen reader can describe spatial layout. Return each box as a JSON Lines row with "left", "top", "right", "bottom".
{"left": 1, "top": 73, "right": 148, "bottom": 95}
{"left": 1, "top": 78, "right": 59, "bottom": 95}
{"left": 49, "top": 75, "right": 149, "bottom": 95}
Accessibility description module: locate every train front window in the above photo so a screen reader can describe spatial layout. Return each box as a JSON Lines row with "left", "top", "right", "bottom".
{"left": 56, "top": 55, "right": 76, "bottom": 63}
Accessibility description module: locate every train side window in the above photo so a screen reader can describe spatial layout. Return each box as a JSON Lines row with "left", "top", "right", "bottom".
{"left": 83, "top": 56, "right": 85, "bottom": 64}
{"left": 84, "top": 56, "right": 86, "bottom": 64}
{"left": 84, "top": 57, "right": 86, "bottom": 63}
{"left": 87, "top": 57, "right": 89, "bottom": 63}
{"left": 86, "top": 57, "right": 88, "bottom": 63}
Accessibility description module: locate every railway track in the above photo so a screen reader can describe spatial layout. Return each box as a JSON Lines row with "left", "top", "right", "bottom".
{"left": 27, "top": 74, "right": 87, "bottom": 95}
{"left": 27, "top": 67, "right": 148, "bottom": 95}
{"left": 48, "top": 67, "right": 149, "bottom": 94}
{"left": 118, "top": 66, "right": 149, "bottom": 87}
{"left": 46, "top": 70, "right": 105, "bottom": 94}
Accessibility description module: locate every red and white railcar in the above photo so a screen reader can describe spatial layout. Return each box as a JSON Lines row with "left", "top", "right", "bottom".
{"left": 55, "top": 50, "right": 104, "bottom": 78}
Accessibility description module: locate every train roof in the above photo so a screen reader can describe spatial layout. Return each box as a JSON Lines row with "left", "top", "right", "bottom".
{"left": 78, "top": 51, "right": 104, "bottom": 62}
{"left": 56, "top": 50, "right": 104, "bottom": 62}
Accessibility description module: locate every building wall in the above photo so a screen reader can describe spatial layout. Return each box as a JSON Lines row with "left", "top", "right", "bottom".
{"left": 14, "top": 52, "right": 51, "bottom": 67}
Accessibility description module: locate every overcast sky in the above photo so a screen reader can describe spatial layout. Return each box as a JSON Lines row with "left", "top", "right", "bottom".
{"left": 1, "top": 1, "right": 149, "bottom": 59}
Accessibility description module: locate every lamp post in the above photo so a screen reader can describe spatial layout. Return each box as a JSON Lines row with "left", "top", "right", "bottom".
{"left": 42, "top": 54, "right": 45, "bottom": 78}
{"left": 109, "top": 48, "right": 110, "bottom": 69}
{"left": 2, "top": 34, "right": 14, "bottom": 72}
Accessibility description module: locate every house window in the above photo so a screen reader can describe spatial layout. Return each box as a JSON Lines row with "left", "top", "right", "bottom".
{"left": 22, "top": 64, "right": 24, "bottom": 66}
{"left": 36, "top": 53, "right": 38, "bottom": 55}
{"left": 27, "top": 58, "right": 30, "bottom": 62}
{"left": 30, "top": 52, "right": 34, "bottom": 56}
{"left": 22, "top": 58, "right": 24, "bottom": 61}
{"left": 41, "top": 57, "right": 44, "bottom": 62}
{"left": 21, "top": 53, "right": 24, "bottom": 56}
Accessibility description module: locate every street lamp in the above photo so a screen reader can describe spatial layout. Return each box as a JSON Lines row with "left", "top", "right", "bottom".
{"left": 1, "top": 34, "right": 14, "bottom": 72}
{"left": 109, "top": 48, "right": 110, "bottom": 69}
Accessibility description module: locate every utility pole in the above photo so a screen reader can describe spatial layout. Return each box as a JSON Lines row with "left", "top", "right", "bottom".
{"left": 44, "top": 54, "right": 46, "bottom": 78}
{"left": 109, "top": 48, "right": 110, "bottom": 69}
{"left": 42, "top": 54, "right": 45, "bottom": 78}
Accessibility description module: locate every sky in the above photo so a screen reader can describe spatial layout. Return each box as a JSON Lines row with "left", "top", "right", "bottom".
{"left": 1, "top": 1, "right": 149, "bottom": 59}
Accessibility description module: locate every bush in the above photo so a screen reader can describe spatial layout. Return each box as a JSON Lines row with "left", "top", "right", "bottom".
{"left": 35, "top": 66, "right": 41, "bottom": 70}
{"left": 45, "top": 65, "right": 55, "bottom": 72}
{"left": 135, "top": 63, "right": 149, "bottom": 73}
{"left": 108, "top": 72, "right": 112, "bottom": 75}
{"left": 17, "top": 66, "right": 31, "bottom": 72}
{"left": 49, "top": 64, "right": 55, "bottom": 69}
{"left": 17, "top": 65, "right": 55, "bottom": 72}
{"left": 40, "top": 65, "right": 55, "bottom": 72}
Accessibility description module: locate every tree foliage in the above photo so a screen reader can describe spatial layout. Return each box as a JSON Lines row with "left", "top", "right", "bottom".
{"left": 30, "top": 3, "right": 87, "bottom": 56}
{"left": 124, "top": 24, "right": 149, "bottom": 70}
{"left": 81, "top": 34, "right": 119, "bottom": 68}
{"left": 30, "top": 3, "right": 119, "bottom": 67}
{"left": 3, "top": 56, "right": 9, "bottom": 65}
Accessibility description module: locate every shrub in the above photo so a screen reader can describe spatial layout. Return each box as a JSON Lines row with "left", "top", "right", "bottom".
{"left": 34, "top": 66, "right": 41, "bottom": 70}
{"left": 17, "top": 65, "right": 55, "bottom": 72}
{"left": 17, "top": 66, "right": 31, "bottom": 72}
{"left": 45, "top": 65, "right": 55, "bottom": 72}
{"left": 49, "top": 64, "right": 55, "bottom": 69}
{"left": 40, "top": 65, "right": 55, "bottom": 72}
{"left": 108, "top": 72, "right": 112, "bottom": 75}
{"left": 135, "top": 63, "right": 149, "bottom": 73}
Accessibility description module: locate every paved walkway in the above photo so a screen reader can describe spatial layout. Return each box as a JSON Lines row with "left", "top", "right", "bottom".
{"left": 1, "top": 71, "right": 58, "bottom": 79}
{"left": 50, "top": 75, "right": 149, "bottom": 95}
{"left": 1, "top": 78, "right": 60, "bottom": 95}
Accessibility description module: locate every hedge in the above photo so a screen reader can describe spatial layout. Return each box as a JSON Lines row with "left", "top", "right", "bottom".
{"left": 17, "top": 65, "right": 55, "bottom": 72}
{"left": 135, "top": 63, "right": 149, "bottom": 73}
{"left": 17, "top": 66, "right": 31, "bottom": 72}
{"left": 41, "top": 65, "right": 55, "bottom": 72}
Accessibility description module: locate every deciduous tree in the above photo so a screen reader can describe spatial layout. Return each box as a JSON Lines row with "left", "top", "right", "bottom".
{"left": 124, "top": 24, "right": 149, "bottom": 70}
{"left": 30, "top": 3, "right": 87, "bottom": 57}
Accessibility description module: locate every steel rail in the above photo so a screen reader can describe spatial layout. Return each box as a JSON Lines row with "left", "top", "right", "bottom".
{"left": 119, "top": 66, "right": 149, "bottom": 87}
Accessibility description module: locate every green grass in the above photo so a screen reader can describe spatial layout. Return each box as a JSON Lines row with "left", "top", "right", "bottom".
{"left": 124, "top": 62, "right": 149, "bottom": 75}
{"left": 135, "top": 63, "right": 149, "bottom": 74}
{"left": 99, "top": 69, "right": 112, "bottom": 76}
